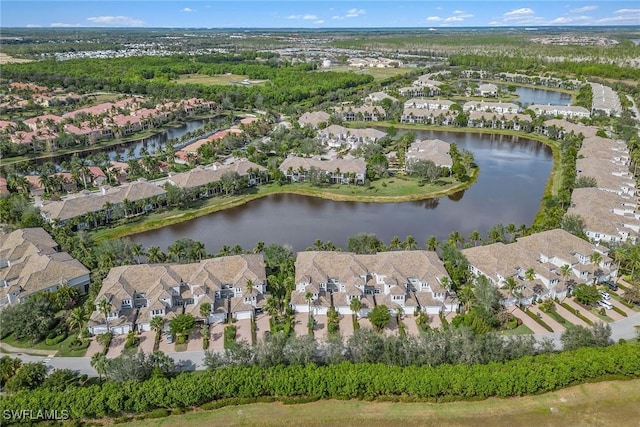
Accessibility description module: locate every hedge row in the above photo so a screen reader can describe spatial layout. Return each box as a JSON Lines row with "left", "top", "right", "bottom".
{"left": 1, "top": 344, "right": 639, "bottom": 423}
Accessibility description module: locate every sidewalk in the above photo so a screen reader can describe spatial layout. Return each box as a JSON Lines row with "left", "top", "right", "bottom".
{"left": 0, "top": 342, "right": 56, "bottom": 356}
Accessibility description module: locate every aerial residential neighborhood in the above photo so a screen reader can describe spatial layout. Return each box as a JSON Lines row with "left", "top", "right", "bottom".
{"left": 0, "top": 8, "right": 639, "bottom": 425}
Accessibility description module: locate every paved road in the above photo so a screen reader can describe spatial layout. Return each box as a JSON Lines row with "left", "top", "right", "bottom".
{"left": 4, "top": 310, "right": 639, "bottom": 376}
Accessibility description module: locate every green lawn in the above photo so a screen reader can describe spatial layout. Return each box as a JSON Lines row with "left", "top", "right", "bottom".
{"left": 500, "top": 324, "right": 534, "bottom": 335}
{"left": 122, "top": 379, "right": 640, "bottom": 427}
{"left": 317, "top": 66, "right": 414, "bottom": 81}
{"left": 175, "top": 74, "right": 267, "bottom": 86}
{"left": 1, "top": 332, "right": 88, "bottom": 357}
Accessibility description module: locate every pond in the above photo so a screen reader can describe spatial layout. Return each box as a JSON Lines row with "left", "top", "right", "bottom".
{"left": 514, "top": 86, "right": 573, "bottom": 107}
{"left": 130, "top": 130, "right": 554, "bottom": 253}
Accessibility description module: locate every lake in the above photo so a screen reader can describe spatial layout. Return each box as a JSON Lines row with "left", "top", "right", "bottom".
{"left": 131, "top": 130, "right": 553, "bottom": 253}
{"left": 514, "top": 86, "right": 572, "bottom": 107}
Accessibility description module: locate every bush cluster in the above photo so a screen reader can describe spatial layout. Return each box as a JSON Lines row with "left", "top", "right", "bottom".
{"left": 0, "top": 344, "right": 637, "bottom": 423}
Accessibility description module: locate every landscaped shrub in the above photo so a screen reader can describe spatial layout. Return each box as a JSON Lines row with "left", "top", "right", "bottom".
{"left": 224, "top": 325, "right": 237, "bottom": 349}
{"left": 44, "top": 332, "right": 67, "bottom": 346}
{"left": 68, "top": 339, "right": 90, "bottom": 350}
{"left": 1, "top": 343, "right": 638, "bottom": 423}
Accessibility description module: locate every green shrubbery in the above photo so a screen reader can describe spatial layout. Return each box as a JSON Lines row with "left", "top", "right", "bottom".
{"left": 0, "top": 344, "right": 638, "bottom": 423}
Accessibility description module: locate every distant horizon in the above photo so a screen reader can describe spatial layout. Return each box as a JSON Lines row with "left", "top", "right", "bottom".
{"left": 2, "top": 1, "right": 639, "bottom": 29}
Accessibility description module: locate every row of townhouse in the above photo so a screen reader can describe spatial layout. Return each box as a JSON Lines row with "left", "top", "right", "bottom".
{"left": 405, "top": 139, "right": 453, "bottom": 168}
{"left": 291, "top": 251, "right": 458, "bottom": 316}
{"left": 2, "top": 96, "right": 218, "bottom": 151}
{"left": 88, "top": 254, "right": 267, "bottom": 335}
{"left": 164, "top": 159, "right": 268, "bottom": 196}
{"left": 572, "top": 132, "right": 637, "bottom": 243}
{"left": 462, "top": 229, "right": 615, "bottom": 307}
{"left": 463, "top": 101, "right": 520, "bottom": 114}
{"left": 333, "top": 105, "right": 386, "bottom": 122}
{"left": 316, "top": 124, "right": 387, "bottom": 150}
{"left": 279, "top": 155, "right": 367, "bottom": 185}
{"left": 0, "top": 228, "right": 90, "bottom": 308}
{"left": 39, "top": 180, "right": 167, "bottom": 229}
{"left": 403, "top": 98, "right": 455, "bottom": 111}
{"left": 400, "top": 108, "right": 456, "bottom": 126}
{"left": 530, "top": 104, "right": 591, "bottom": 119}
{"left": 495, "top": 72, "right": 583, "bottom": 90}
{"left": 38, "top": 159, "right": 266, "bottom": 228}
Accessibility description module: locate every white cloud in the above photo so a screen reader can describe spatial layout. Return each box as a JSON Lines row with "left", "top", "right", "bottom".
{"left": 181, "top": 8, "right": 195, "bottom": 13}
{"left": 550, "top": 15, "right": 592, "bottom": 24}
{"left": 287, "top": 14, "right": 318, "bottom": 20}
{"left": 504, "top": 8, "right": 535, "bottom": 17}
{"left": 444, "top": 16, "right": 464, "bottom": 22}
{"left": 332, "top": 15, "right": 342, "bottom": 20}
{"left": 50, "top": 22, "right": 82, "bottom": 27}
{"left": 26, "top": 24, "right": 42, "bottom": 28}
{"left": 570, "top": 6, "right": 598, "bottom": 13}
{"left": 345, "top": 8, "right": 366, "bottom": 18}
{"left": 453, "top": 10, "right": 465, "bottom": 14}
{"left": 314, "top": 20, "right": 324, "bottom": 24}
{"left": 426, "top": 16, "right": 442, "bottom": 22}
{"left": 87, "top": 15, "right": 144, "bottom": 26}
{"left": 614, "top": 8, "right": 640, "bottom": 14}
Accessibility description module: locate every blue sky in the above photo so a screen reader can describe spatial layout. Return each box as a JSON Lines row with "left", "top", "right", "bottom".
{"left": 2, "top": 1, "right": 639, "bottom": 28}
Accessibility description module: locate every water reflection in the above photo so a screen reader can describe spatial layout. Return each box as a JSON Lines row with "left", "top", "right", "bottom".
{"left": 131, "top": 132, "right": 553, "bottom": 253}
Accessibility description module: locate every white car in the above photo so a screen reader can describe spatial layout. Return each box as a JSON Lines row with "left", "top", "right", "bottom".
{"left": 598, "top": 300, "right": 613, "bottom": 310}
{"left": 599, "top": 291, "right": 611, "bottom": 300}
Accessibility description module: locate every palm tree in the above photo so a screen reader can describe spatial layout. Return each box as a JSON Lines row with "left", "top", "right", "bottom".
{"left": 458, "top": 285, "right": 475, "bottom": 313}
{"left": 504, "top": 276, "right": 519, "bottom": 304}
{"left": 448, "top": 231, "right": 463, "bottom": 248}
{"left": 305, "top": 291, "right": 313, "bottom": 315}
{"left": 97, "top": 298, "right": 113, "bottom": 331}
{"left": 264, "top": 296, "right": 280, "bottom": 318}
{"left": 146, "top": 246, "right": 165, "bottom": 263}
{"left": 190, "top": 241, "right": 207, "bottom": 262}
{"left": 67, "top": 306, "right": 88, "bottom": 333}
{"left": 590, "top": 251, "right": 603, "bottom": 284}
{"left": 389, "top": 236, "right": 401, "bottom": 250}
{"left": 131, "top": 243, "right": 145, "bottom": 264}
{"left": 468, "top": 230, "right": 481, "bottom": 246}
{"left": 350, "top": 297, "right": 362, "bottom": 322}
{"left": 426, "top": 235, "right": 438, "bottom": 251}
{"left": 199, "top": 303, "right": 212, "bottom": 323}
{"left": 559, "top": 264, "right": 572, "bottom": 289}
{"left": 253, "top": 241, "right": 265, "bottom": 254}
{"left": 403, "top": 235, "right": 418, "bottom": 250}
{"left": 90, "top": 353, "right": 109, "bottom": 385}
{"left": 150, "top": 316, "right": 164, "bottom": 343}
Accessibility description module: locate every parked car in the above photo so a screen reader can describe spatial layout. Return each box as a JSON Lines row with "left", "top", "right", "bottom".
{"left": 599, "top": 290, "right": 611, "bottom": 300}
{"left": 598, "top": 300, "right": 613, "bottom": 310}
{"left": 602, "top": 280, "right": 618, "bottom": 291}
{"left": 166, "top": 333, "right": 174, "bottom": 344}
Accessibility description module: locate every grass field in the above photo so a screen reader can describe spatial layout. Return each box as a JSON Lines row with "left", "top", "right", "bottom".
{"left": 122, "top": 379, "right": 640, "bottom": 427}
{"left": 175, "top": 74, "right": 267, "bottom": 86}
{"left": 318, "top": 66, "right": 414, "bottom": 81}
{"left": 0, "top": 53, "right": 33, "bottom": 64}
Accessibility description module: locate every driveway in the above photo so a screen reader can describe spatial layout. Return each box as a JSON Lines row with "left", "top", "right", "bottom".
{"left": 234, "top": 319, "right": 252, "bottom": 345}
{"left": 511, "top": 307, "right": 548, "bottom": 334}
{"left": 85, "top": 337, "right": 103, "bottom": 358}
{"left": 429, "top": 313, "right": 442, "bottom": 329}
{"left": 403, "top": 314, "right": 420, "bottom": 337}
{"left": 554, "top": 303, "right": 589, "bottom": 327}
{"left": 210, "top": 322, "right": 225, "bottom": 351}
{"left": 609, "top": 297, "right": 637, "bottom": 317}
{"left": 529, "top": 306, "right": 566, "bottom": 333}
{"left": 294, "top": 313, "right": 309, "bottom": 337}
{"left": 186, "top": 330, "right": 204, "bottom": 351}
{"left": 338, "top": 314, "right": 355, "bottom": 340}
{"left": 314, "top": 315, "right": 328, "bottom": 342}
{"left": 255, "top": 314, "right": 271, "bottom": 340}
{"left": 138, "top": 332, "right": 156, "bottom": 354}
{"left": 106, "top": 335, "right": 126, "bottom": 358}
{"left": 561, "top": 298, "right": 601, "bottom": 324}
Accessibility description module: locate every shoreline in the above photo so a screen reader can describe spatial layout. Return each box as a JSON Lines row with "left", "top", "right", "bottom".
{"left": 92, "top": 168, "right": 479, "bottom": 241}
